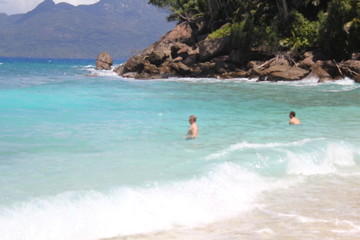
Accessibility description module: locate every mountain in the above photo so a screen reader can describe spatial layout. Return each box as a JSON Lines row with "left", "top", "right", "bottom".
{"left": 0, "top": 0, "right": 175, "bottom": 59}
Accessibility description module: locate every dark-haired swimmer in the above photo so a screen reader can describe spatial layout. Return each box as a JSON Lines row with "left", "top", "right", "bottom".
{"left": 186, "top": 115, "right": 198, "bottom": 139}
{"left": 289, "top": 111, "right": 301, "bottom": 125}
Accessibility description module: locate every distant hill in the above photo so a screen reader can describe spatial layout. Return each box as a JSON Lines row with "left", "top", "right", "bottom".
{"left": 0, "top": 0, "right": 175, "bottom": 59}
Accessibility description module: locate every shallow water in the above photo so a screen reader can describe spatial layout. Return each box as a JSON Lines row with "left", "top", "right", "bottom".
{"left": 0, "top": 58, "right": 359, "bottom": 240}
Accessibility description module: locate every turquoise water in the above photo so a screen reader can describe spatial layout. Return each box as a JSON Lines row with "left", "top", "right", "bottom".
{"left": 0, "top": 58, "right": 359, "bottom": 240}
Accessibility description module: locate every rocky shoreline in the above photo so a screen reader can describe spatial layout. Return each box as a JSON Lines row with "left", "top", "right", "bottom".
{"left": 98, "top": 21, "right": 360, "bottom": 83}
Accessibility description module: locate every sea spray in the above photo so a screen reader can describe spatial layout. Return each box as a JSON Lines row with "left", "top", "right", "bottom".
{"left": 0, "top": 162, "right": 297, "bottom": 240}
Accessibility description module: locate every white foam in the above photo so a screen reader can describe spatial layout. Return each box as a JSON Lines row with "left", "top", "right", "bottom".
{"left": 265, "top": 76, "right": 320, "bottom": 86}
{"left": 0, "top": 162, "right": 295, "bottom": 240}
{"left": 286, "top": 142, "right": 356, "bottom": 176}
{"left": 205, "top": 138, "right": 322, "bottom": 160}
{"left": 163, "top": 77, "right": 250, "bottom": 84}
{"left": 329, "top": 77, "right": 356, "bottom": 86}
{"left": 254, "top": 76, "right": 359, "bottom": 91}
{"left": 81, "top": 64, "right": 121, "bottom": 78}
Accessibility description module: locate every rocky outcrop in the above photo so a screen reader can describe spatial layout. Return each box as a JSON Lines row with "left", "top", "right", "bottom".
{"left": 259, "top": 65, "right": 309, "bottom": 81}
{"left": 96, "top": 52, "right": 113, "bottom": 70}
{"left": 340, "top": 60, "right": 360, "bottom": 82}
{"left": 113, "top": 20, "right": 360, "bottom": 82}
{"left": 309, "top": 64, "right": 333, "bottom": 82}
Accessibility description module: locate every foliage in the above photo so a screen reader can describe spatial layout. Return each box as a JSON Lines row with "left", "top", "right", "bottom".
{"left": 279, "top": 11, "right": 320, "bottom": 51}
{"left": 318, "top": 0, "right": 360, "bottom": 59}
{"left": 148, "top": 0, "right": 207, "bottom": 22}
{"left": 230, "top": 16, "right": 257, "bottom": 53}
{"left": 208, "top": 24, "right": 232, "bottom": 39}
{"left": 148, "top": 0, "right": 360, "bottom": 59}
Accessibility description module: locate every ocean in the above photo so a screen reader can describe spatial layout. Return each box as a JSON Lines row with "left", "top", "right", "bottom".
{"left": 0, "top": 58, "right": 359, "bottom": 240}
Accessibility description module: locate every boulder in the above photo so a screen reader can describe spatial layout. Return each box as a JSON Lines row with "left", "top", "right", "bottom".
{"left": 260, "top": 65, "right": 309, "bottom": 81}
{"left": 298, "top": 57, "right": 315, "bottom": 69}
{"left": 269, "top": 56, "right": 289, "bottom": 67}
{"left": 147, "top": 51, "right": 169, "bottom": 66}
{"left": 198, "top": 36, "right": 231, "bottom": 61}
{"left": 316, "top": 60, "right": 340, "bottom": 78}
{"left": 114, "top": 55, "right": 144, "bottom": 75}
{"left": 169, "top": 62, "right": 191, "bottom": 76}
{"left": 175, "top": 44, "right": 199, "bottom": 59}
{"left": 354, "top": 74, "right": 360, "bottom": 83}
{"left": 96, "top": 52, "right": 113, "bottom": 70}
{"left": 342, "top": 60, "right": 360, "bottom": 72}
{"left": 161, "top": 21, "right": 194, "bottom": 44}
{"left": 198, "top": 62, "right": 216, "bottom": 71}
{"left": 143, "top": 63, "right": 159, "bottom": 74}
{"left": 158, "top": 63, "right": 175, "bottom": 75}
{"left": 249, "top": 67, "right": 264, "bottom": 79}
{"left": 220, "top": 70, "right": 249, "bottom": 79}
{"left": 183, "top": 55, "right": 197, "bottom": 66}
{"left": 309, "top": 64, "right": 332, "bottom": 82}
{"left": 340, "top": 60, "right": 360, "bottom": 79}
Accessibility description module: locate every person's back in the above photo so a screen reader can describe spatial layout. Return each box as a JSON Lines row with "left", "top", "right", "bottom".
{"left": 289, "top": 111, "right": 301, "bottom": 125}
{"left": 186, "top": 115, "right": 198, "bottom": 139}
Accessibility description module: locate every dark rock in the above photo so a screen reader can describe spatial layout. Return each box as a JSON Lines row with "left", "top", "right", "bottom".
{"left": 198, "top": 36, "right": 231, "bottom": 61}
{"left": 143, "top": 63, "right": 159, "bottom": 74}
{"left": 198, "top": 62, "right": 216, "bottom": 71}
{"left": 193, "top": 19, "right": 210, "bottom": 35}
{"left": 354, "top": 74, "right": 360, "bottom": 83}
{"left": 341, "top": 60, "right": 360, "bottom": 76}
{"left": 147, "top": 51, "right": 169, "bottom": 66}
{"left": 298, "top": 57, "right": 315, "bottom": 69}
{"left": 316, "top": 60, "right": 341, "bottom": 78}
{"left": 158, "top": 64, "right": 175, "bottom": 75}
{"left": 249, "top": 67, "right": 264, "bottom": 79}
{"left": 122, "top": 72, "right": 137, "bottom": 78}
{"left": 309, "top": 64, "right": 332, "bottom": 82}
{"left": 183, "top": 55, "right": 197, "bottom": 66}
{"left": 176, "top": 44, "right": 199, "bottom": 59}
{"left": 212, "top": 55, "right": 230, "bottom": 63}
{"left": 96, "top": 52, "right": 113, "bottom": 70}
{"left": 220, "top": 70, "right": 249, "bottom": 79}
{"left": 169, "top": 62, "right": 191, "bottom": 76}
{"left": 114, "top": 55, "right": 144, "bottom": 75}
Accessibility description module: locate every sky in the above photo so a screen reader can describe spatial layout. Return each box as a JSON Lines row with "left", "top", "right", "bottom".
{"left": 0, "top": 0, "right": 100, "bottom": 15}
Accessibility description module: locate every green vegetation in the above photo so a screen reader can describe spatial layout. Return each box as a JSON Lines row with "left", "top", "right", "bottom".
{"left": 149, "top": 0, "right": 360, "bottom": 59}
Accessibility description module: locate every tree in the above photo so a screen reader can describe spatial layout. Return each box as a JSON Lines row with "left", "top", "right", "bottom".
{"left": 319, "top": 0, "right": 360, "bottom": 59}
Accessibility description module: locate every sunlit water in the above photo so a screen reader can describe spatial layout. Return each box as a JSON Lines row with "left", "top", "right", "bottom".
{"left": 0, "top": 58, "right": 359, "bottom": 240}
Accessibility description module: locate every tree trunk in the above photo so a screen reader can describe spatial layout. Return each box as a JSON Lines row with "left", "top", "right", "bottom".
{"left": 275, "top": 0, "right": 289, "bottom": 23}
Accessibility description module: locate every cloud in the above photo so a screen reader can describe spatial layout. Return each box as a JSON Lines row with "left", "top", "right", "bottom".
{"left": 54, "top": 0, "right": 100, "bottom": 6}
{"left": 0, "top": 0, "right": 99, "bottom": 15}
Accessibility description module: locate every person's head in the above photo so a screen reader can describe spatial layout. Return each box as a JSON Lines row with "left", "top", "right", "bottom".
{"left": 289, "top": 111, "right": 296, "bottom": 118}
{"left": 189, "top": 115, "right": 197, "bottom": 123}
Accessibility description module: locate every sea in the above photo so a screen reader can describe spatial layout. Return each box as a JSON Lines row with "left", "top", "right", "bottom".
{"left": 0, "top": 57, "right": 359, "bottom": 240}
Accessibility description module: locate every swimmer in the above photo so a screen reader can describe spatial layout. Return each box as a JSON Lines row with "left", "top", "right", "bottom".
{"left": 186, "top": 115, "right": 198, "bottom": 139}
{"left": 289, "top": 111, "right": 301, "bottom": 125}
